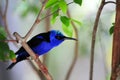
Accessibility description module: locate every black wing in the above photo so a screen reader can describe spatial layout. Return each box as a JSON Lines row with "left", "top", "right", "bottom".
{"left": 15, "top": 32, "right": 51, "bottom": 55}
{"left": 27, "top": 32, "right": 51, "bottom": 47}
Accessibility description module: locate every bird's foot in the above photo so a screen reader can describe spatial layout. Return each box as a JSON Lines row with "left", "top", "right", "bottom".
{"left": 11, "top": 58, "right": 17, "bottom": 63}
{"left": 36, "top": 54, "right": 39, "bottom": 58}
{"left": 41, "top": 64, "right": 48, "bottom": 74}
{"left": 35, "top": 54, "right": 39, "bottom": 61}
{"left": 35, "top": 54, "right": 48, "bottom": 73}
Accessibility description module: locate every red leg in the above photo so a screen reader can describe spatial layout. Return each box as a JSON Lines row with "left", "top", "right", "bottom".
{"left": 35, "top": 54, "right": 48, "bottom": 73}
{"left": 41, "top": 64, "right": 48, "bottom": 73}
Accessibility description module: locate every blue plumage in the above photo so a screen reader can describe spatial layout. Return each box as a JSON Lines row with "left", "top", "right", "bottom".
{"left": 7, "top": 30, "right": 76, "bottom": 69}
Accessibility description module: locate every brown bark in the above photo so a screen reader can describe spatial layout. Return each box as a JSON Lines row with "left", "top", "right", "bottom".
{"left": 111, "top": 0, "right": 120, "bottom": 80}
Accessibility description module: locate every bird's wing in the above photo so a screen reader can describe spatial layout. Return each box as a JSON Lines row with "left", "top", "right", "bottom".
{"left": 27, "top": 32, "right": 50, "bottom": 47}
{"left": 15, "top": 32, "right": 50, "bottom": 55}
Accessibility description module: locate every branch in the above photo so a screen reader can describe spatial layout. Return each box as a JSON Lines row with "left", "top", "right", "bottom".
{"left": 14, "top": 32, "right": 52, "bottom": 80}
{"left": 89, "top": 0, "right": 116, "bottom": 80}
{"left": 0, "top": 40, "right": 17, "bottom": 42}
{"left": 89, "top": 0, "right": 105, "bottom": 80}
{"left": 24, "top": 0, "right": 48, "bottom": 41}
{"left": 3, "top": 0, "right": 13, "bottom": 39}
{"left": 105, "top": 1, "right": 116, "bottom": 5}
{"left": 40, "top": 1, "right": 74, "bottom": 22}
{"left": 4, "top": 0, "right": 8, "bottom": 17}
{"left": 42, "top": 9, "right": 51, "bottom": 80}
{"left": 1, "top": 0, "right": 18, "bottom": 47}
{"left": 12, "top": 0, "right": 52, "bottom": 79}
{"left": 111, "top": 0, "right": 120, "bottom": 80}
{"left": 0, "top": 7, "right": 3, "bottom": 17}
{"left": 43, "top": 9, "right": 50, "bottom": 63}
{"left": 65, "top": 10, "right": 79, "bottom": 80}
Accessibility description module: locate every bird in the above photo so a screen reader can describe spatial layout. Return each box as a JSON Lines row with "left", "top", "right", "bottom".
{"left": 7, "top": 30, "right": 77, "bottom": 70}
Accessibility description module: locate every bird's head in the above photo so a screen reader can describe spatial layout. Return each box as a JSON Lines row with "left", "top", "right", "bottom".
{"left": 49, "top": 30, "right": 77, "bottom": 47}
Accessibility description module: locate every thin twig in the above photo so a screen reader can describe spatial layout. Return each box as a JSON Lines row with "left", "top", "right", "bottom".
{"left": 0, "top": 40, "right": 17, "bottom": 42}
{"left": 105, "top": 1, "right": 116, "bottom": 5}
{"left": 89, "top": 0, "right": 116, "bottom": 80}
{"left": 40, "top": 1, "right": 74, "bottom": 22}
{"left": 1, "top": 0, "right": 18, "bottom": 47}
{"left": 43, "top": 9, "right": 50, "bottom": 64}
{"left": 42, "top": 9, "right": 51, "bottom": 80}
{"left": 0, "top": 7, "right": 3, "bottom": 17}
{"left": 24, "top": 1, "right": 74, "bottom": 41}
{"left": 89, "top": 0, "right": 105, "bottom": 80}
{"left": 65, "top": 10, "right": 79, "bottom": 80}
{"left": 4, "top": 0, "right": 8, "bottom": 17}
{"left": 24, "top": 0, "right": 48, "bottom": 41}
{"left": 3, "top": 0, "right": 13, "bottom": 40}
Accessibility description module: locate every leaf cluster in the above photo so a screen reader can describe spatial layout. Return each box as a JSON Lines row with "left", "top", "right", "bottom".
{"left": 0, "top": 26, "right": 15, "bottom": 61}
{"left": 45, "top": 0, "right": 82, "bottom": 37}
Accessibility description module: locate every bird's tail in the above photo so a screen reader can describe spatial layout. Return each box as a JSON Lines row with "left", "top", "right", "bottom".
{"left": 6, "top": 50, "right": 30, "bottom": 70}
{"left": 6, "top": 62, "right": 17, "bottom": 70}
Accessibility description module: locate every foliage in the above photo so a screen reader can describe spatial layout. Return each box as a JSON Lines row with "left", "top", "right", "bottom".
{"left": 0, "top": 26, "right": 16, "bottom": 61}
{"left": 18, "top": 0, "right": 82, "bottom": 37}
{"left": 17, "top": 1, "right": 40, "bottom": 18}
{"left": 0, "top": 0, "right": 82, "bottom": 61}
{"left": 45, "top": 0, "right": 82, "bottom": 37}
{"left": 74, "top": 0, "right": 82, "bottom": 6}
{"left": 109, "top": 23, "right": 115, "bottom": 35}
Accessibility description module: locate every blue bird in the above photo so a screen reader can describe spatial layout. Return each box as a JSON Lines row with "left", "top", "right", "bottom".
{"left": 7, "top": 30, "right": 77, "bottom": 69}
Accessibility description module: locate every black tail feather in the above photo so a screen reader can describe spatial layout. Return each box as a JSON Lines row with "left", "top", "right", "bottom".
{"left": 7, "top": 51, "right": 29, "bottom": 70}
{"left": 6, "top": 63, "right": 16, "bottom": 70}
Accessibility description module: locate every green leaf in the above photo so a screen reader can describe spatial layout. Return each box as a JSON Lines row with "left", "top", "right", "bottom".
{"left": 112, "top": 23, "right": 115, "bottom": 25}
{"left": 0, "top": 42, "right": 10, "bottom": 61}
{"left": 74, "top": 0, "right": 82, "bottom": 6}
{"left": 51, "top": 12, "right": 59, "bottom": 24}
{"left": 30, "top": 5, "right": 39, "bottom": 14}
{"left": 0, "top": 27, "right": 7, "bottom": 37}
{"left": 9, "top": 50, "right": 16, "bottom": 59}
{"left": 51, "top": 4, "right": 59, "bottom": 13}
{"left": 0, "top": 52, "right": 5, "bottom": 61}
{"left": 45, "top": 0, "right": 58, "bottom": 9}
{"left": 0, "top": 27, "right": 6, "bottom": 41}
{"left": 71, "top": 18, "right": 82, "bottom": 26}
{"left": 0, "top": 41, "right": 15, "bottom": 61}
{"left": 0, "top": 42, "right": 9, "bottom": 53}
{"left": 0, "top": 26, "right": 16, "bottom": 61}
{"left": 62, "top": 24, "right": 73, "bottom": 37}
{"left": 109, "top": 23, "right": 115, "bottom": 35}
{"left": 51, "top": 4, "right": 59, "bottom": 24}
{"left": 21, "top": 7, "right": 29, "bottom": 17}
{"left": 0, "top": 33, "right": 6, "bottom": 40}
{"left": 109, "top": 26, "right": 114, "bottom": 35}
{"left": 60, "top": 16, "right": 70, "bottom": 27}
{"left": 58, "top": 0, "right": 67, "bottom": 13}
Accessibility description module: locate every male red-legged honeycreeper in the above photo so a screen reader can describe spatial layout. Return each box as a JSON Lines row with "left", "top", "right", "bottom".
{"left": 7, "top": 30, "right": 77, "bottom": 69}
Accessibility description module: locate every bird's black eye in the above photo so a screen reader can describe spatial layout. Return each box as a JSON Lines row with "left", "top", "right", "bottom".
{"left": 55, "top": 36, "right": 62, "bottom": 40}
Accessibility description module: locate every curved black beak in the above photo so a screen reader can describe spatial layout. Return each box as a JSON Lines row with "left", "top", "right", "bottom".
{"left": 64, "top": 36, "right": 77, "bottom": 41}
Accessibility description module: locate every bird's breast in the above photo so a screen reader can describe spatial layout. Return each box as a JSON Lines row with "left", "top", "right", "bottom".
{"left": 32, "top": 42, "right": 54, "bottom": 55}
